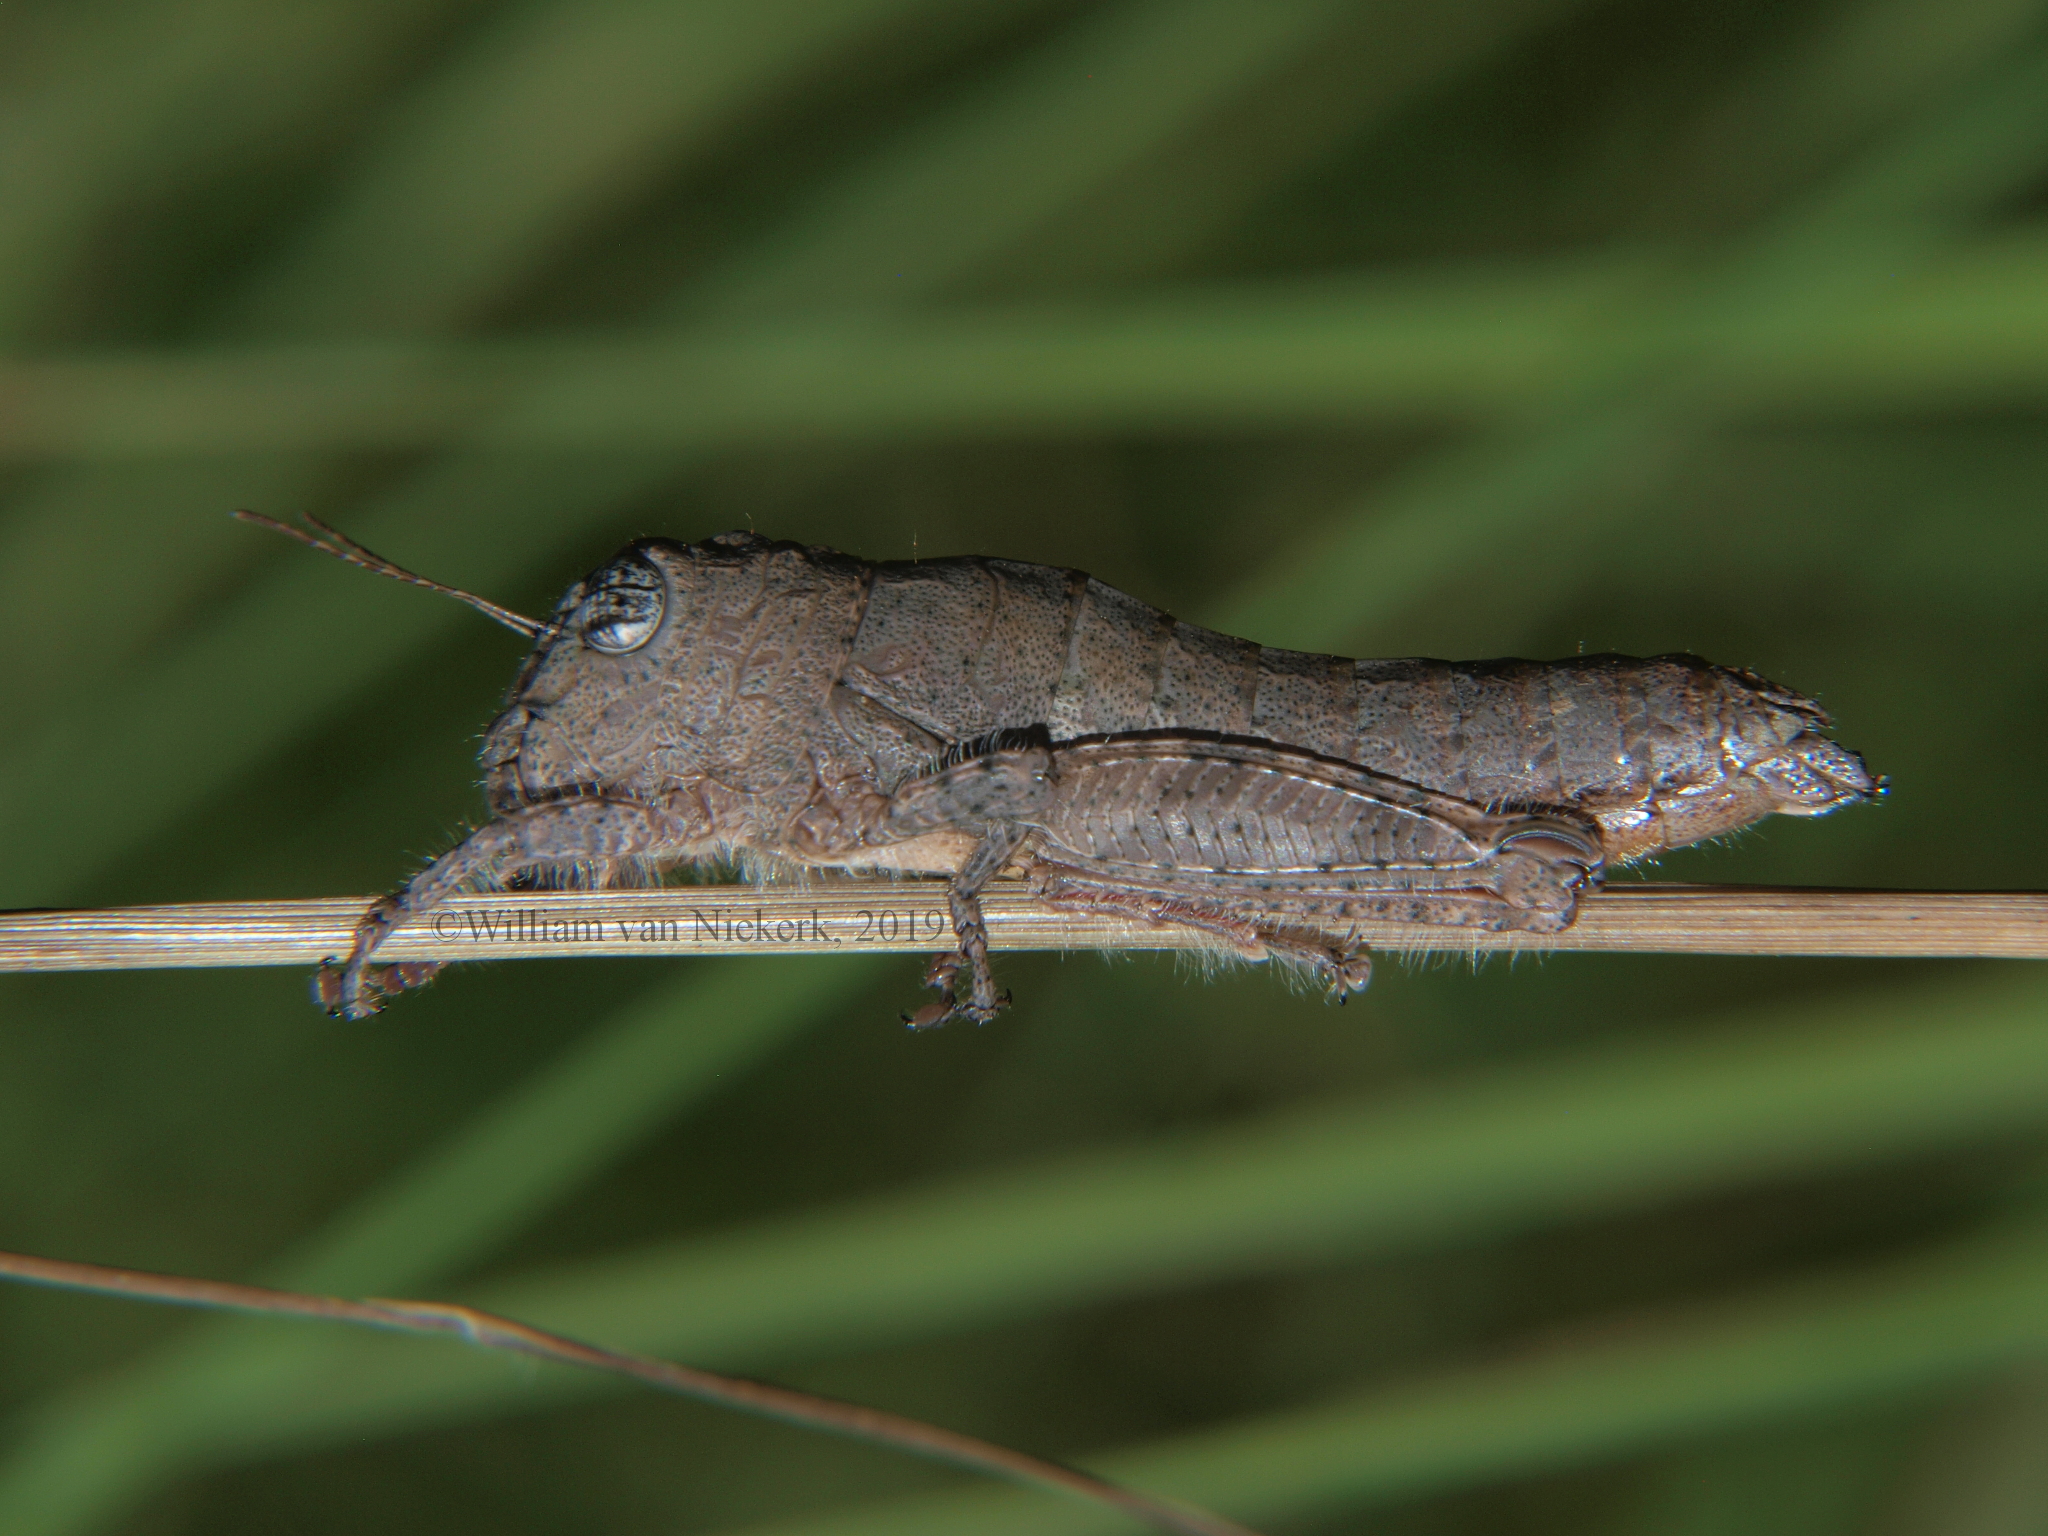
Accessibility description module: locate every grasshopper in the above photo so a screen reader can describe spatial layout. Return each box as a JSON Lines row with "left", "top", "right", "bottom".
{"left": 240, "top": 516, "right": 1879, "bottom": 1026}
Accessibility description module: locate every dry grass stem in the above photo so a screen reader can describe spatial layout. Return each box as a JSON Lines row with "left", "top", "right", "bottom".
{"left": 1, "top": 883, "right": 2041, "bottom": 973}
{"left": 0, "top": 1247, "right": 1259, "bottom": 1536}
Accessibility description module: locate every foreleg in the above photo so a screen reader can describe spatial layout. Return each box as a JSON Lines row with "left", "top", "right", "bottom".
{"left": 325, "top": 797, "right": 698, "bottom": 1020}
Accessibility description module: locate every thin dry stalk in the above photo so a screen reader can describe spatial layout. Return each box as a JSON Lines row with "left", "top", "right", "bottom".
{"left": 0, "top": 1248, "right": 1258, "bottom": 1536}
{"left": 0, "top": 882, "right": 2042, "bottom": 973}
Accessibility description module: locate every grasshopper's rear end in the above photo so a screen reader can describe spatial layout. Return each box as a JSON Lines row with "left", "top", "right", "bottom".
{"left": 1345, "top": 653, "right": 1880, "bottom": 862}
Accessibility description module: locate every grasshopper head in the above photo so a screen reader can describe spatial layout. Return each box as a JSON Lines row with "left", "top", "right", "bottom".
{"left": 480, "top": 532, "right": 848, "bottom": 813}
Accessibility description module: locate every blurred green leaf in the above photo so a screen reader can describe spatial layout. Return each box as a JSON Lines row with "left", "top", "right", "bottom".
{"left": 7, "top": 972, "right": 2041, "bottom": 1524}
{"left": 0, "top": 0, "right": 468, "bottom": 346}
{"left": 220, "top": 0, "right": 967, "bottom": 341}
{"left": 721, "top": 1213, "right": 2048, "bottom": 1535}
{"left": 11, "top": 235, "right": 2048, "bottom": 460}
{"left": 0, "top": 956, "right": 882, "bottom": 1536}
{"left": 5, "top": 2, "right": 2048, "bottom": 1532}
{"left": 0, "top": 0, "right": 968, "bottom": 761}
{"left": 1865, "top": 1369, "right": 2048, "bottom": 1536}
{"left": 1604, "top": 1428, "right": 1897, "bottom": 1536}
{"left": 0, "top": 0, "right": 1365, "bottom": 910}
{"left": 1221, "top": 17, "right": 2048, "bottom": 652}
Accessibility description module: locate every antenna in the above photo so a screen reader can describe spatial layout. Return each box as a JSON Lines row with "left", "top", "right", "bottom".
{"left": 233, "top": 510, "right": 546, "bottom": 639}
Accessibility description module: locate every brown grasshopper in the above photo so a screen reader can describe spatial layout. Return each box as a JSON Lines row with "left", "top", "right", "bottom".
{"left": 239, "top": 515, "right": 1879, "bottom": 1026}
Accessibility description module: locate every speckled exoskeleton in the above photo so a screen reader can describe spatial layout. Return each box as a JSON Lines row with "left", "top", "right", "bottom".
{"left": 241, "top": 516, "right": 1879, "bottom": 1026}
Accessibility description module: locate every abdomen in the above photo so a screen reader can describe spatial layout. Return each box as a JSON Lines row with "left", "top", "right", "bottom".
{"left": 838, "top": 557, "right": 1875, "bottom": 856}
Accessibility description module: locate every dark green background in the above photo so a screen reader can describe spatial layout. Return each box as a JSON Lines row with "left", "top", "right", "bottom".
{"left": 2, "top": 2, "right": 2047, "bottom": 1532}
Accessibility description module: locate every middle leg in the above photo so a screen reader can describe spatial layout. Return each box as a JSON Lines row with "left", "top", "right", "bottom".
{"left": 876, "top": 732, "right": 1055, "bottom": 1029}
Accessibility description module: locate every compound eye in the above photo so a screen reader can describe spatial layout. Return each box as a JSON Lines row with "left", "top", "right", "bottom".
{"left": 580, "top": 555, "right": 665, "bottom": 654}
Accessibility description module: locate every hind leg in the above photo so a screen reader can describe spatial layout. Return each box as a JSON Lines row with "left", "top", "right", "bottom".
{"left": 1034, "top": 879, "right": 1373, "bottom": 999}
